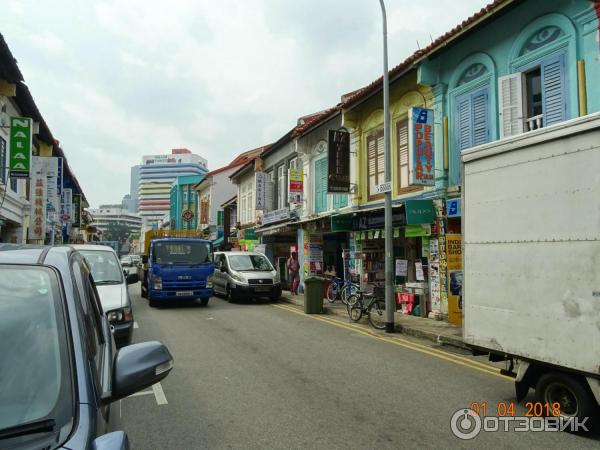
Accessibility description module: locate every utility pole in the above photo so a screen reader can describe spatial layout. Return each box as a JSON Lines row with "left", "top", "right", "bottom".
{"left": 379, "top": 0, "right": 394, "bottom": 332}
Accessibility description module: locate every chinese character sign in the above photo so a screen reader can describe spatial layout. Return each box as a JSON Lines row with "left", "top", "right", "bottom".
{"left": 255, "top": 172, "right": 267, "bottom": 210}
{"left": 408, "top": 107, "right": 435, "bottom": 186}
{"left": 60, "top": 188, "right": 72, "bottom": 223}
{"left": 29, "top": 163, "right": 47, "bottom": 240}
{"left": 288, "top": 168, "right": 303, "bottom": 204}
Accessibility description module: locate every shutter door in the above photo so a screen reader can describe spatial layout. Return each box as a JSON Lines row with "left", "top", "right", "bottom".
{"left": 542, "top": 53, "right": 566, "bottom": 126}
{"left": 471, "top": 90, "right": 489, "bottom": 146}
{"left": 498, "top": 73, "right": 524, "bottom": 138}
{"left": 456, "top": 95, "right": 472, "bottom": 151}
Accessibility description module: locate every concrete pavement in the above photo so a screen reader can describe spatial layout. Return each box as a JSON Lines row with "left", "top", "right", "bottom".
{"left": 120, "top": 285, "right": 599, "bottom": 449}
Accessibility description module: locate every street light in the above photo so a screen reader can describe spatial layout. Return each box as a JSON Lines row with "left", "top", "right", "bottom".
{"left": 378, "top": 0, "right": 394, "bottom": 332}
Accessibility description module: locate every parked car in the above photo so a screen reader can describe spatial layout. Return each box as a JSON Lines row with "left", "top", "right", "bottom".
{"left": 213, "top": 251, "right": 281, "bottom": 302}
{"left": 74, "top": 245, "right": 138, "bottom": 347}
{"left": 0, "top": 245, "right": 173, "bottom": 450}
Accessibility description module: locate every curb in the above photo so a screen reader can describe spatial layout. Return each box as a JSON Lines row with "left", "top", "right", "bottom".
{"left": 279, "top": 295, "right": 468, "bottom": 350}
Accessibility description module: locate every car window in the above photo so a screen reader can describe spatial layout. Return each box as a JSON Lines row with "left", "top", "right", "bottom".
{"left": 71, "top": 260, "right": 103, "bottom": 359}
{"left": 0, "top": 265, "right": 73, "bottom": 445}
{"left": 228, "top": 254, "right": 273, "bottom": 271}
{"left": 153, "top": 241, "right": 212, "bottom": 265}
{"left": 79, "top": 250, "right": 123, "bottom": 284}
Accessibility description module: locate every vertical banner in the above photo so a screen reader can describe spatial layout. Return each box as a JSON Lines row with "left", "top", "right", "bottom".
{"left": 56, "top": 157, "right": 63, "bottom": 197}
{"left": 327, "top": 129, "right": 350, "bottom": 193}
{"left": 72, "top": 193, "right": 81, "bottom": 227}
{"left": 288, "top": 168, "right": 303, "bottom": 204}
{"left": 60, "top": 188, "right": 73, "bottom": 223}
{"left": 446, "top": 234, "right": 463, "bottom": 325}
{"left": 29, "top": 159, "right": 47, "bottom": 240}
{"left": 42, "top": 157, "right": 60, "bottom": 214}
{"left": 408, "top": 107, "right": 435, "bottom": 185}
{"left": 9, "top": 116, "right": 32, "bottom": 178}
{"left": 255, "top": 171, "right": 267, "bottom": 210}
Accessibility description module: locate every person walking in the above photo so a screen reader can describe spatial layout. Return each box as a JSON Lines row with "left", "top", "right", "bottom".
{"left": 287, "top": 252, "right": 300, "bottom": 295}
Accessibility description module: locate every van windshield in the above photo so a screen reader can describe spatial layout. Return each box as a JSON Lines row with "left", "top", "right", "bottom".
{"left": 228, "top": 254, "right": 273, "bottom": 271}
{"left": 153, "top": 241, "right": 212, "bottom": 265}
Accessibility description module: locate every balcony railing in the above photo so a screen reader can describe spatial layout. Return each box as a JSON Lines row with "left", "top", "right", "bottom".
{"left": 525, "top": 114, "right": 544, "bottom": 131}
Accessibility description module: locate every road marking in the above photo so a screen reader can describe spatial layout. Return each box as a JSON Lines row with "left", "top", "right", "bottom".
{"left": 272, "top": 304, "right": 511, "bottom": 380}
{"left": 127, "top": 390, "right": 155, "bottom": 398}
{"left": 133, "top": 321, "right": 139, "bottom": 329}
{"left": 152, "top": 382, "right": 168, "bottom": 405}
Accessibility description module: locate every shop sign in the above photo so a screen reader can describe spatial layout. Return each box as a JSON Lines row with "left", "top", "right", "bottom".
{"left": 405, "top": 224, "right": 431, "bottom": 237}
{"left": 353, "top": 207, "right": 406, "bottom": 230}
{"left": 57, "top": 157, "right": 63, "bottom": 197}
{"left": 262, "top": 208, "right": 290, "bottom": 225}
{"left": 447, "top": 198, "right": 461, "bottom": 218}
{"left": 240, "top": 227, "right": 255, "bottom": 240}
{"left": 395, "top": 259, "right": 408, "bottom": 277}
{"left": 374, "top": 182, "right": 392, "bottom": 194}
{"left": 29, "top": 162, "right": 47, "bottom": 240}
{"left": 254, "top": 244, "right": 266, "bottom": 254}
{"left": 72, "top": 194, "right": 81, "bottom": 227}
{"left": 60, "top": 188, "right": 72, "bottom": 223}
{"left": 446, "top": 234, "right": 462, "bottom": 325}
{"left": 408, "top": 107, "right": 435, "bottom": 185}
{"left": 330, "top": 213, "right": 353, "bottom": 232}
{"left": 182, "top": 209, "right": 194, "bottom": 222}
{"left": 288, "top": 168, "right": 303, "bottom": 204}
{"left": 327, "top": 129, "right": 350, "bottom": 193}
{"left": 9, "top": 116, "right": 32, "bottom": 178}
{"left": 405, "top": 199, "right": 435, "bottom": 224}
{"left": 255, "top": 172, "right": 268, "bottom": 210}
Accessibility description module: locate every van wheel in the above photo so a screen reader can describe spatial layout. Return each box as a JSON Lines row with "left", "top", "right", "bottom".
{"left": 200, "top": 298, "right": 209, "bottom": 307}
{"left": 227, "top": 286, "right": 234, "bottom": 303}
{"left": 535, "top": 372, "right": 597, "bottom": 424}
{"left": 141, "top": 282, "right": 148, "bottom": 299}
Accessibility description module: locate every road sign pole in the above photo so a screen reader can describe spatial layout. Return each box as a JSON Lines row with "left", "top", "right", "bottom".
{"left": 379, "top": 0, "right": 394, "bottom": 332}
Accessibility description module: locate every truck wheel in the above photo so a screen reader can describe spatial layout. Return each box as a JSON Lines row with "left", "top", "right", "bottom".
{"left": 141, "top": 274, "right": 148, "bottom": 298}
{"left": 535, "top": 372, "right": 597, "bottom": 424}
{"left": 200, "top": 298, "right": 209, "bottom": 307}
{"left": 149, "top": 297, "right": 158, "bottom": 308}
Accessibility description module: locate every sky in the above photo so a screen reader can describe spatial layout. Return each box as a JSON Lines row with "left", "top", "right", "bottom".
{"left": 1, "top": 0, "right": 490, "bottom": 208}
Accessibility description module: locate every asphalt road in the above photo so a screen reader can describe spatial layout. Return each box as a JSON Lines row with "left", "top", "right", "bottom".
{"left": 120, "top": 284, "right": 599, "bottom": 449}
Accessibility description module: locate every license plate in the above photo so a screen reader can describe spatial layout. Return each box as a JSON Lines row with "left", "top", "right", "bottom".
{"left": 176, "top": 291, "right": 194, "bottom": 296}
{"left": 254, "top": 286, "right": 270, "bottom": 292}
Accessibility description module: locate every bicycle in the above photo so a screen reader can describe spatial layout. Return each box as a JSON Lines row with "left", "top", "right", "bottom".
{"left": 326, "top": 276, "right": 359, "bottom": 305}
{"left": 345, "top": 284, "right": 387, "bottom": 330}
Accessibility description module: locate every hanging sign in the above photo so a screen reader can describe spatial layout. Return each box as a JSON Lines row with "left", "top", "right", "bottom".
{"left": 446, "top": 234, "right": 463, "bottom": 325}
{"left": 9, "top": 116, "right": 32, "bottom": 178}
{"left": 288, "top": 168, "right": 303, "bottom": 204}
{"left": 405, "top": 199, "right": 435, "bottom": 224}
{"left": 408, "top": 107, "right": 435, "bottom": 185}
{"left": 447, "top": 198, "right": 461, "bottom": 218}
{"left": 72, "top": 193, "right": 81, "bottom": 227}
{"left": 327, "top": 129, "right": 350, "bottom": 193}
{"left": 182, "top": 209, "right": 194, "bottom": 222}
{"left": 60, "top": 188, "right": 73, "bottom": 223}
{"left": 255, "top": 172, "right": 268, "bottom": 210}
{"left": 29, "top": 159, "right": 47, "bottom": 240}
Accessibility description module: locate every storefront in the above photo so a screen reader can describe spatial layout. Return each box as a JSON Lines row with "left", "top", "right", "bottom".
{"left": 349, "top": 200, "right": 439, "bottom": 318}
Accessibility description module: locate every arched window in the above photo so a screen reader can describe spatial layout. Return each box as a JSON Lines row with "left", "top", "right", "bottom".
{"left": 458, "top": 63, "right": 489, "bottom": 85}
{"left": 520, "top": 26, "right": 564, "bottom": 56}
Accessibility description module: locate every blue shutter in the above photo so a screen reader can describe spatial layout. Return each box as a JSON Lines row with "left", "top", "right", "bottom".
{"left": 315, "top": 158, "right": 327, "bottom": 213}
{"left": 333, "top": 193, "right": 348, "bottom": 209}
{"left": 471, "top": 89, "right": 489, "bottom": 146}
{"left": 541, "top": 53, "right": 566, "bottom": 126}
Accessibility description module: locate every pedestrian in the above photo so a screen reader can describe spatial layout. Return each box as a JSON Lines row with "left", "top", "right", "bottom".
{"left": 287, "top": 252, "right": 300, "bottom": 295}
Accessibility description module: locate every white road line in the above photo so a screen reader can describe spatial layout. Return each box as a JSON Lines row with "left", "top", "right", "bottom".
{"left": 133, "top": 321, "right": 139, "bottom": 329}
{"left": 152, "top": 382, "right": 168, "bottom": 405}
{"left": 127, "top": 390, "right": 154, "bottom": 398}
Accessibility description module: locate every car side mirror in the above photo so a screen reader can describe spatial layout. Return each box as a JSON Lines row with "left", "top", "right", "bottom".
{"left": 126, "top": 273, "right": 139, "bottom": 284}
{"left": 92, "top": 431, "right": 130, "bottom": 450}
{"left": 109, "top": 341, "right": 173, "bottom": 402}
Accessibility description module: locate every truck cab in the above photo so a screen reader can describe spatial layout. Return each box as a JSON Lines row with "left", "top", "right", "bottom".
{"left": 140, "top": 237, "right": 214, "bottom": 307}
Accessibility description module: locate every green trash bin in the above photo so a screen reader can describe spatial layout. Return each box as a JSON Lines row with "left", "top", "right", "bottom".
{"left": 303, "top": 277, "right": 325, "bottom": 314}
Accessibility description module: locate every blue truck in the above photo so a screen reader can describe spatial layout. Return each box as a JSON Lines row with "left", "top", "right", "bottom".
{"left": 139, "top": 230, "right": 215, "bottom": 307}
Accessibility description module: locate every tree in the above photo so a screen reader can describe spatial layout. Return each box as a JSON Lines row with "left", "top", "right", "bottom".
{"left": 103, "top": 222, "right": 132, "bottom": 244}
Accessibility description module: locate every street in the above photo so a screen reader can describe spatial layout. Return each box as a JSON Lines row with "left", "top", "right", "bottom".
{"left": 121, "top": 286, "right": 598, "bottom": 449}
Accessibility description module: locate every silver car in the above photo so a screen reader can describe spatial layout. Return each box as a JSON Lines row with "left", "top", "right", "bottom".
{"left": 213, "top": 251, "right": 281, "bottom": 302}
{"left": 74, "top": 245, "right": 139, "bottom": 347}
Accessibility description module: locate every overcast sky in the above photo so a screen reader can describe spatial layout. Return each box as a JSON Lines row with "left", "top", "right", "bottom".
{"left": 1, "top": 0, "right": 489, "bottom": 208}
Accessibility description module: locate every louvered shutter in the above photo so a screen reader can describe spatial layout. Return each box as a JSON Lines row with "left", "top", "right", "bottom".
{"left": 498, "top": 73, "right": 524, "bottom": 138}
{"left": 314, "top": 158, "right": 327, "bottom": 213}
{"left": 471, "top": 90, "right": 489, "bottom": 146}
{"left": 541, "top": 54, "right": 566, "bottom": 126}
{"left": 456, "top": 95, "right": 472, "bottom": 151}
{"left": 397, "top": 120, "right": 409, "bottom": 189}
{"left": 367, "top": 135, "right": 378, "bottom": 197}
{"left": 376, "top": 134, "right": 384, "bottom": 185}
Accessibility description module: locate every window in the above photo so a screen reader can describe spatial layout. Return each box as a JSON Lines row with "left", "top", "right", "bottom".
{"left": 314, "top": 158, "right": 327, "bottom": 213}
{"left": 10, "top": 177, "right": 18, "bottom": 193}
{"left": 456, "top": 88, "right": 490, "bottom": 151}
{"left": 239, "top": 179, "right": 254, "bottom": 224}
{"left": 396, "top": 119, "right": 411, "bottom": 191}
{"left": 277, "top": 165, "right": 286, "bottom": 209}
{"left": 367, "top": 130, "right": 384, "bottom": 199}
{"left": 499, "top": 53, "right": 566, "bottom": 135}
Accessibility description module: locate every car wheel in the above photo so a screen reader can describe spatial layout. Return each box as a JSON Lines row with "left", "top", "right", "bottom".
{"left": 226, "top": 285, "right": 234, "bottom": 303}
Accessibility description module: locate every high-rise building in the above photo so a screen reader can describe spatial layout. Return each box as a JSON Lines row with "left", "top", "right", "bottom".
{"left": 128, "top": 165, "right": 140, "bottom": 213}
{"left": 88, "top": 204, "right": 142, "bottom": 236}
{"left": 137, "top": 149, "right": 208, "bottom": 224}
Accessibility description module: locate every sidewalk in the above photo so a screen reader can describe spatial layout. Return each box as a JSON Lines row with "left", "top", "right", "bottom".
{"left": 280, "top": 291, "right": 466, "bottom": 349}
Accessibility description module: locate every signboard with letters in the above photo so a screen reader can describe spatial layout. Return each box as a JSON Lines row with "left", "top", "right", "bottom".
{"left": 405, "top": 199, "right": 435, "bottom": 224}
{"left": 255, "top": 172, "right": 268, "bottom": 210}
{"left": 262, "top": 208, "right": 290, "bottom": 225}
{"left": 9, "top": 116, "right": 32, "bottom": 178}
{"left": 29, "top": 161, "right": 47, "bottom": 240}
{"left": 447, "top": 198, "right": 461, "bottom": 218}
{"left": 327, "top": 129, "right": 350, "bottom": 193}
{"left": 288, "top": 168, "right": 303, "bottom": 204}
{"left": 72, "top": 193, "right": 81, "bottom": 227}
{"left": 408, "top": 107, "right": 435, "bottom": 185}
{"left": 60, "top": 188, "right": 73, "bottom": 223}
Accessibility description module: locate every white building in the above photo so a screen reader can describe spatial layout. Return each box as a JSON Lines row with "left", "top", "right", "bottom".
{"left": 137, "top": 148, "right": 208, "bottom": 225}
{"left": 88, "top": 204, "right": 142, "bottom": 236}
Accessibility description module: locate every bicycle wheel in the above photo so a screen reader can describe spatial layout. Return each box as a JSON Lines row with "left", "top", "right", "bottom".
{"left": 368, "top": 299, "right": 387, "bottom": 330}
{"left": 349, "top": 305, "right": 363, "bottom": 322}
{"left": 341, "top": 283, "right": 359, "bottom": 305}
{"left": 326, "top": 283, "right": 337, "bottom": 303}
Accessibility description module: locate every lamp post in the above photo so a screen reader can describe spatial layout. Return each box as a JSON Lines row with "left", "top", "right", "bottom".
{"left": 379, "top": 0, "right": 394, "bottom": 332}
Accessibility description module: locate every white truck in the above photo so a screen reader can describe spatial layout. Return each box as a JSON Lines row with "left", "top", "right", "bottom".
{"left": 462, "top": 113, "right": 600, "bottom": 423}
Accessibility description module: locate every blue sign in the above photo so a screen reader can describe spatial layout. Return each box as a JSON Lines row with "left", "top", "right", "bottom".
{"left": 447, "top": 198, "right": 461, "bottom": 218}
{"left": 409, "top": 107, "right": 435, "bottom": 186}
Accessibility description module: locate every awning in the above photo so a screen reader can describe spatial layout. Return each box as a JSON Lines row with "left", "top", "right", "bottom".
{"left": 254, "top": 222, "right": 295, "bottom": 236}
